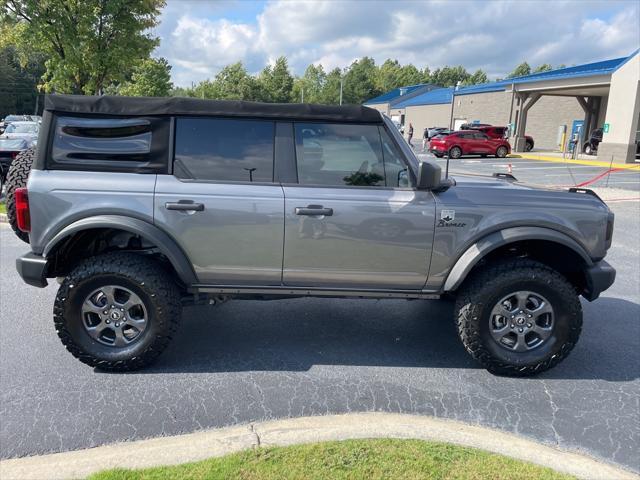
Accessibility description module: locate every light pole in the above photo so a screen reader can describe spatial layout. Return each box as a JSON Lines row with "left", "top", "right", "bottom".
{"left": 339, "top": 77, "right": 344, "bottom": 105}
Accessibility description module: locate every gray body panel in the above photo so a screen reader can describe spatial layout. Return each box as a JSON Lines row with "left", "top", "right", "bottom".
{"left": 27, "top": 170, "right": 156, "bottom": 255}
{"left": 427, "top": 175, "right": 610, "bottom": 290}
{"left": 154, "top": 175, "right": 284, "bottom": 285}
{"left": 427, "top": 176, "right": 609, "bottom": 289}
{"left": 20, "top": 107, "right": 614, "bottom": 301}
{"left": 282, "top": 186, "right": 435, "bottom": 289}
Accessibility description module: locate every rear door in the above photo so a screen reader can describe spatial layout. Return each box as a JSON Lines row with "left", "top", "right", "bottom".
{"left": 473, "top": 132, "right": 492, "bottom": 153}
{"left": 282, "top": 122, "right": 435, "bottom": 290}
{"left": 154, "top": 117, "right": 284, "bottom": 285}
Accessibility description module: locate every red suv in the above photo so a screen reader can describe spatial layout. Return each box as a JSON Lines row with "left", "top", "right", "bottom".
{"left": 469, "top": 125, "right": 534, "bottom": 152}
{"left": 430, "top": 130, "right": 511, "bottom": 159}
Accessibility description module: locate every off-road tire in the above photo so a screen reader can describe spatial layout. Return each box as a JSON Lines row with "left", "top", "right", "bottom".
{"left": 454, "top": 259, "right": 582, "bottom": 376}
{"left": 54, "top": 252, "right": 182, "bottom": 371}
{"left": 496, "top": 146, "right": 508, "bottom": 158}
{"left": 5, "top": 148, "right": 35, "bottom": 243}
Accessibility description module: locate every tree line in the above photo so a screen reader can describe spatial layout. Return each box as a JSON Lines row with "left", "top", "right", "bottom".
{"left": 1, "top": 0, "right": 566, "bottom": 116}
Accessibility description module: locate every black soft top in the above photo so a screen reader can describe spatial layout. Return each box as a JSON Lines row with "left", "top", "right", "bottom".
{"left": 44, "top": 94, "right": 383, "bottom": 123}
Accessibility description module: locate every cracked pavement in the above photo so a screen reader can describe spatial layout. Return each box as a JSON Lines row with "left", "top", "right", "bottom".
{"left": 0, "top": 197, "right": 638, "bottom": 473}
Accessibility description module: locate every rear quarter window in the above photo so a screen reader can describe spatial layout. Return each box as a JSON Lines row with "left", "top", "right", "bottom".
{"left": 48, "top": 115, "right": 170, "bottom": 173}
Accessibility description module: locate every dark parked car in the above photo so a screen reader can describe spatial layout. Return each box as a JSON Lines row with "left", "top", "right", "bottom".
{"left": 430, "top": 130, "right": 511, "bottom": 158}
{"left": 0, "top": 138, "right": 31, "bottom": 190}
{"left": 583, "top": 128, "right": 603, "bottom": 155}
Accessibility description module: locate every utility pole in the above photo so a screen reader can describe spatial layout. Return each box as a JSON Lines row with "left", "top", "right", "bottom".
{"left": 301, "top": 87, "right": 304, "bottom": 103}
{"left": 339, "top": 77, "right": 344, "bottom": 105}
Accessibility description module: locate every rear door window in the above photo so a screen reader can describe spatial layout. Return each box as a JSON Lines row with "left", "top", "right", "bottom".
{"left": 294, "top": 123, "right": 385, "bottom": 187}
{"left": 174, "top": 117, "right": 274, "bottom": 183}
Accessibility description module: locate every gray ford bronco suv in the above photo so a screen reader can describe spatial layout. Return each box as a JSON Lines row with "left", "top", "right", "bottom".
{"left": 12, "top": 94, "right": 616, "bottom": 376}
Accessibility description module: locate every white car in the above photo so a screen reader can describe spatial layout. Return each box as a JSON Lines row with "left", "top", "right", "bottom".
{"left": 1, "top": 121, "right": 39, "bottom": 146}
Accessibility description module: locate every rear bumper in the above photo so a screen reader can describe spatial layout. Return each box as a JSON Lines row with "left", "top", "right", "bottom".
{"left": 582, "top": 260, "right": 616, "bottom": 301}
{"left": 16, "top": 252, "right": 49, "bottom": 288}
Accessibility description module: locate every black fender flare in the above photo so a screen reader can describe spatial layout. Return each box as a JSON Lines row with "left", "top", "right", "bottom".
{"left": 443, "top": 226, "right": 593, "bottom": 291}
{"left": 43, "top": 215, "right": 198, "bottom": 285}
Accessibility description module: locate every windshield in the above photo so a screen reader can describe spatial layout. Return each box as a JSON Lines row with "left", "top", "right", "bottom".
{"left": 4, "top": 123, "right": 38, "bottom": 134}
{"left": 3, "top": 115, "right": 25, "bottom": 122}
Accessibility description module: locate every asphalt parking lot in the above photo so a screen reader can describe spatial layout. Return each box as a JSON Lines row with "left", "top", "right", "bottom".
{"left": 0, "top": 166, "right": 638, "bottom": 473}
{"left": 416, "top": 151, "right": 640, "bottom": 192}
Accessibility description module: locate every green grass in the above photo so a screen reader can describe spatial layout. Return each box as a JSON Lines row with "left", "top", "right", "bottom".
{"left": 0, "top": 201, "right": 5, "bottom": 214}
{"left": 88, "top": 438, "right": 575, "bottom": 480}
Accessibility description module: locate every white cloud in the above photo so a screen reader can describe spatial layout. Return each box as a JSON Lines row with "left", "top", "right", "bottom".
{"left": 157, "top": 0, "right": 640, "bottom": 87}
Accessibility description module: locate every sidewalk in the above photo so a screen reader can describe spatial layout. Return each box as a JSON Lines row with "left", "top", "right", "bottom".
{"left": 509, "top": 150, "right": 640, "bottom": 169}
{"left": 1, "top": 413, "right": 637, "bottom": 480}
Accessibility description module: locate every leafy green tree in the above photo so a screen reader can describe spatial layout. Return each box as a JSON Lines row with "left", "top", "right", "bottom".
{"left": 420, "top": 66, "right": 432, "bottom": 84}
{"left": 376, "top": 59, "right": 401, "bottom": 91}
{"left": 258, "top": 56, "right": 294, "bottom": 103}
{"left": 397, "top": 64, "right": 423, "bottom": 87}
{"left": 0, "top": 45, "right": 45, "bottom": 116}
{"left": 430, "top": 66, "right": 470, "bottom": 87}
{"left": 533, "top": 63, "right": 553, "bottom": 73}
{"left": 118, "top": 58, "right": 172, "bottom": 97}
{"left": 508, "top": 61, "right": 531, "bottom": 78}
{"left": 204, "top": 62, "right": 260, "bottom": 100}
{"left": 292, "top": 63, "right": 326, "bottom": 103}
{"left": 465, "top": 69, "right": 489, "bottom": 85}
{"left": 2, "top": 0, "right": 165, "bottom": 94}
{"left": 343, "top": 57, "right": 379, "bottom": 104}
{"left": 320, "top": 67, "right": 343, "bottom": 104}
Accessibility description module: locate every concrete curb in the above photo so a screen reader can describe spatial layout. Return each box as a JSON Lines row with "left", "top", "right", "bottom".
{"left": 0, "top": 413, "right": 637, "bottom": 480}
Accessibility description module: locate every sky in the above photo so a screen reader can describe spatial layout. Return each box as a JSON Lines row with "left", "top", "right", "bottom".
{"left": 153, "top": 0, "right": 640, "bottom": 88}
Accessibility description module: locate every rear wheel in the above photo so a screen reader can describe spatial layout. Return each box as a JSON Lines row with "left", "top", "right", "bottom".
{"left": 6, "top": 148, "right": 35, "bottom": 243}
{"left": 449, "top": 146, "right": 462, "bottom": 159}
{"left": 454, "top": 259, "right": 582, "bottom": 376}
{"left": 496, "top": 146, "right": 508, "bottom": 158}
{"left": 584, "top": 143, "right": 593, "bottom": 155}
{"left": 54, "top": 252, "right": 182, "bottom": 371}
{"left": 525, "top": 141, "right": 533, "bottom": 152}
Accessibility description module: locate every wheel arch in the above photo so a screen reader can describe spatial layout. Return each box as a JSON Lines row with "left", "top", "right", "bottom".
{"left": 43, "top": 215, "right": 198, "bottom": 286}
{"left": 443, "top": 227, "right": 593, "bottom": 293}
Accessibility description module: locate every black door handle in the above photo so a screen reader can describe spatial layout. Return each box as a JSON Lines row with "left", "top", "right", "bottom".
{"left": 295, "top": 206, "right": 333, "bottom": 216}
{"left": 165, "top": 201, "right": 205, "bottom": 212}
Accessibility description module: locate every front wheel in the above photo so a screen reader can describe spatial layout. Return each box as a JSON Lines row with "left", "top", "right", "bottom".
{"left": 584, "top": 144, "right": 593, "bottom": 155}
{"left": 496, "top": 146, "right": 508, "bottom": 158}
{"left": 54, "top": 252, "right": 182, "bottom": 371}
{"left": 454, "top": 259, "right": 582, "bottom": 376}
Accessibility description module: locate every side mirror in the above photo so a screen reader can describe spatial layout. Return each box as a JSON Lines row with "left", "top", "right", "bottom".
{"left": 417, "top": 161, "right": 442, "bottom": 190}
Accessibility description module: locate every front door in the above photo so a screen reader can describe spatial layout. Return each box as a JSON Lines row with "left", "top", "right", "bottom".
{"left": 154, "top": 117, "right": 284, "bottom": 285}
{"left": 282, "top": 122, "right": 435, "bottom": 290}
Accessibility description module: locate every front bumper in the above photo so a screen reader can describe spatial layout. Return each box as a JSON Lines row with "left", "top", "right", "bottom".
{"left": 583, "top": 260, "right": 616, "bottom": 301}
{"left": 16, "top": 252, "right": 49, "bottom": 288}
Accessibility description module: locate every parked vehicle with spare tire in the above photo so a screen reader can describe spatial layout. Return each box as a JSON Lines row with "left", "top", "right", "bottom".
{"left": 429, "top": 130, "right": 511, "bottom": 159}
{"left": 14, "top": 94, "right": 616, "bottom": 376}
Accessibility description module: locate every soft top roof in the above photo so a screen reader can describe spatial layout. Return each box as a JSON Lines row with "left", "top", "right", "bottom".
{"left": 44, "top": 94, "right": 383, "bottom": 123}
